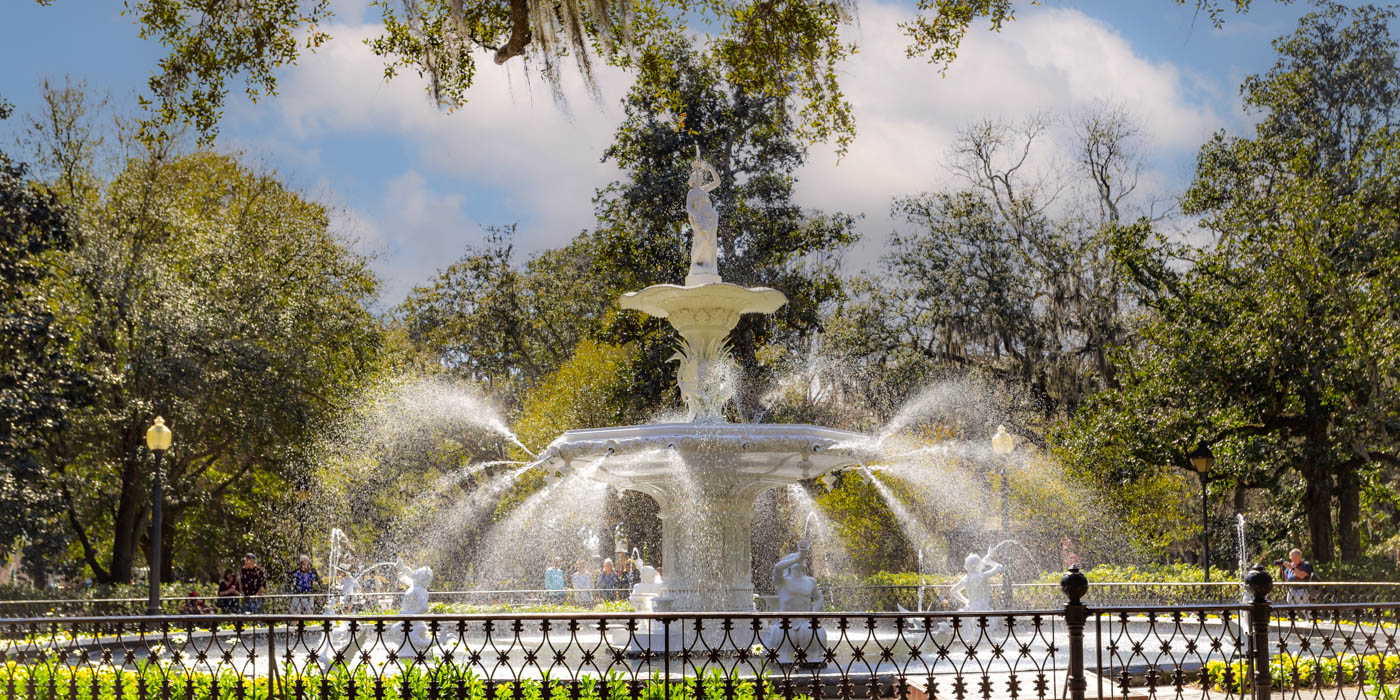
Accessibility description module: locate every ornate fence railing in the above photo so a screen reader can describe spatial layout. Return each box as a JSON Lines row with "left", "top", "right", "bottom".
{"left": 1, "top": 567, "right": 1396, "bottom": 700}
{"left": 5, "top": 580, "right": 1397, "bottom": 618}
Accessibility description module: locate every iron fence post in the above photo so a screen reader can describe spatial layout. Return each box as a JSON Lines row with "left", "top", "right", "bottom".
{"left": 1061, "top": 567, "right": 1089, "bottom": 700}
{"left": 1244, "top": 564, "right": 1273, "bottom": 700}
{"left": 663, "top": 616, "right": 671, "bottom": 700}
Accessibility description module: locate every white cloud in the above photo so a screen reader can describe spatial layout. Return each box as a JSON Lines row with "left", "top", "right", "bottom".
{"left": 267, "top": 3, "right": 1225, "bottom": 293}
{"left": 795, "top": 2, "right": 1225, "bottom": 272}
{"left": 274, "top": 22, "right": 627, "bottom": 256}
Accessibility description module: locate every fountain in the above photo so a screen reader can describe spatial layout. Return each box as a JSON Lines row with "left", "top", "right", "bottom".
{"left": 533, "top": 150, "right": 874, "bottom": 613}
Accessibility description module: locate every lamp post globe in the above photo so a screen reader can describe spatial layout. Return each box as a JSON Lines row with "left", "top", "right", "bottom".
{"left": 1187, "top": 441, "right": 1215, "bottom": 582}
{"left": 145, "top": 417, "right": 172, "bottom": 615}
{"left": 991, "top": 425, "right": 1015, "bottom": 456}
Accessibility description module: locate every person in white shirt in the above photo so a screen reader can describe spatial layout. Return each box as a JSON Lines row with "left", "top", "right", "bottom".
{"left": 571, "top": 560, "right": 594, "bottom": 605}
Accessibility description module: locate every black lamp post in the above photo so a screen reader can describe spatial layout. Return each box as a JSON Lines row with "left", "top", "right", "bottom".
{"left": 295, "top": 477, "right": 310, "bottom": 553}
{"left": 145, "top": 417, "right": 173, "bottom": 615}
{"left": 1188, "top": 441, "right": 1215, "bottom": 582}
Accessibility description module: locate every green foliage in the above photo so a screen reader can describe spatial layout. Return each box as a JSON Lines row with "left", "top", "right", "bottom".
{"left": 903, "top": 1, "right": 1263, "bottom": 69}
{"left": 1029, "top": 563, "right": 1234, "bottom": 585}
{"left": 1205, "top": 652, "right": 1400, "bottom": 692}
{"left": 0, "top": 660, "right": 799, "bottom": 700}
{"left": 1066, "top": 3, "right": 1400, "bottom": 564}
{"left": 812, "top": 473, "right": 913, "bottom": 576}
{"left": 0, "top": 119, "right": 89, "bottom": 583}
{"left": 9, "top": 85, "right": 385, "bottom": 585}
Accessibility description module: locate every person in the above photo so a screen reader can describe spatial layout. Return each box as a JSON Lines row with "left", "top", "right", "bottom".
{"left": 216, "top": 570, "right": 241, "bottom": 613}
{"left": 571, "top": 560, "right": 594, "bottom": 605}
{"left": 597, "top": 559, "right": 622, "bottom": 601}
{"left": 620, "top": 558, "right": 638, "bottom": 590}
{"left": 182, "top": 590, "right": 210, "bottom": 615}
{"left": 288, "top": 555, "right": 321, "bottom": 614}
{"left": 1061, "top": 536, "right": 1081, "bottom": 570}
{"left": 240, "top": 553, "right": 267, "bottom": 613}
{"left": 1279, "top": 548, "right": 1315, "bottom": 603}
{"left": 544, "top": 557, "right": 566, "bottom": 602}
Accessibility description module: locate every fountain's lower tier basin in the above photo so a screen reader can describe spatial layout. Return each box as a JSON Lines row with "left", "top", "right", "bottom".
{"left": 535, "top": 423, "right": 875, "bottom": 613}
{"left": 538, "top": 422, "right": 874, "bottom": 487}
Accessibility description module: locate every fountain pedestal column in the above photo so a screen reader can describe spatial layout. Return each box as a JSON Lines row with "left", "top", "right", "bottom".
{"left": 656, "top": 487, "right": 765, "bottom": 611}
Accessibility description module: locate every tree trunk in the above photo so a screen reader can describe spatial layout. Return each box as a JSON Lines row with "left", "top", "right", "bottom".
{"left": 108, "top": 450, "right": 147, "bottom": 583}
{"left": 1336, "top": 467, "right": 1362, "bottom": 561}
{"left": 1303, "top": 471, "right": 1334, "bottom": 563}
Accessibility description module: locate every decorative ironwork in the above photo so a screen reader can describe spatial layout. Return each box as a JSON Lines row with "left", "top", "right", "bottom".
{"left": 2, "top": 571, "right": 1397, "bottom": 700}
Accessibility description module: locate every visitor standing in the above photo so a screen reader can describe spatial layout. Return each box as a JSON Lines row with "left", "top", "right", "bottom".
{"left": 289, "top": 555, "right": 321, "bottom": 614}
{"left": 216, "top": 570, "right": 241, "bottom": 613}
{"left": 597, "top": 559, "right": 621, "bottom": 601}
{"left": 240, "top": 553, "right": 267, "bottom": 613}
{"left": 1278, "top": 548, "right": 1314, "bottom": 603}
{"left": 545, "top": 557, "right": 566, "bottom": 601}
{"left": 182, "top": 590, "right": 210, "bottom": 615}
{"left": 571, "top": 560, "right": 594, "bottom": 605}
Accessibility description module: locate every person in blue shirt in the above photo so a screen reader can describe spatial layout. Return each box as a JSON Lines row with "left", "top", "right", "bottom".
{"left": 544, "top": 557, "right": 566, "bottom": 601}
{"left": 289, "top": 555, "right": 322, "bottom": 614}
{"left": 1279, "top": 548, "right": 1314, "bottom": 603}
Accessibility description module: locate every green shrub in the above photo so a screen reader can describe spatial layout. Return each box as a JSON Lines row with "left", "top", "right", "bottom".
{"left": 1, "top": 661, "right": 807, "bottom": 700}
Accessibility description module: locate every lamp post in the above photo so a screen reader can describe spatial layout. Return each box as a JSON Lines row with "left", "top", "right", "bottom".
{"left": 991, "top": 425, "right": 1015, "bottom": 532}
{"left": 294, "top": 477, "right": 310, "bottom": 553}
{"left": 145, "top": 417, "right": 173, "bottom": 615}
{"left": 1188, "top": 441, "right": 1215, "bottom": 582}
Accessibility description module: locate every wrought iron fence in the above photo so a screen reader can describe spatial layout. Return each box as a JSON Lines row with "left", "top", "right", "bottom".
{"left": 5, "top": 581, "right": 1398, "bottom": 619}
{"left": 1, "top": 567, "right": 1396, "bottom": 700}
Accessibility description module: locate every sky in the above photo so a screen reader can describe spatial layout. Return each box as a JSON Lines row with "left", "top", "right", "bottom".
{"left": 0, "top": 1, "right": 1376, "bottom": 306}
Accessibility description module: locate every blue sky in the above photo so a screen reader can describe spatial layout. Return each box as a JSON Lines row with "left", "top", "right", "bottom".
{"left": 0, "top": 1, "right": 1375, "bottom": 305}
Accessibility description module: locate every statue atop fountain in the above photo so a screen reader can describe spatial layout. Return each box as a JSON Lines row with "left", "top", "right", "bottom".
{"left": 685, "top": 146, "right": 721, "bottom": 286}
{"left": 762, "top": 540, "right": 827, "bottom": 665}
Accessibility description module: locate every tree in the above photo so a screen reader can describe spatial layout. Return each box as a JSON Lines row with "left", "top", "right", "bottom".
{"left": 48, "top": 1, "right": 1270, "bottom": 152}
{"left": 19, "top": 87, "right": 384, "bottom": 582}
{"left": 830, "top": 109, "right": 1147, "bottom": 435}
{"left": 398, "top": 228, "right": 612, "bottom": 408}
{"left": 1066, "top": 3, "right": 1400, "bottom": 564}
{"left": 0, "top": 96, "right": 90, "bottom": 583}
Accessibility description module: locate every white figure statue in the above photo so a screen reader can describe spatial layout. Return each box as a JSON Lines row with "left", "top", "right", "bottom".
{"left": 391, "top": 559, "right": 436, "bottom": 659}
{"left": 762, "top": 540, "right": 827, "bottom": 665}
{"left": 629, "top": 560, "right": 665, "bottom": 613}
{"left": 684, "top": 146, "right": 721, "bottom": 283}
{"left": 949, "top": 551, "right": 1004, "bottom": 612}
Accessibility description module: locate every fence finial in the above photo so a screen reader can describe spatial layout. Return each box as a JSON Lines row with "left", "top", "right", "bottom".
{"left": 1244, "top": 563, "right": 1272, "bottom": 603}
{"left": 1060, "top": 566, "right": 1088, "bottom": 605}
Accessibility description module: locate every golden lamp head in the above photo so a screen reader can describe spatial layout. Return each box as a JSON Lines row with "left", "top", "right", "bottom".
{"left": 146, "top": 417, "right": 173, "bottom": 452}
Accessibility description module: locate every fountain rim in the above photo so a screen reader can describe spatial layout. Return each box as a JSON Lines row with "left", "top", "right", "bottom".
{"left": 533, "top": 422, "right": 879, "bottom": 474}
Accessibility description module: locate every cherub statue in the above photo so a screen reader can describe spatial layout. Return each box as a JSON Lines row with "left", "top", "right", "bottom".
{"left": 392, "top": 559, "right": 436, "bottom": 658}
{"left": 629, "top": 559, "right": 665, "bottom": 613}
{"left": 684, "top": 146, "right": 721, "bottom": 283}
{"left": 762, "top": 540, "right": 827, "bottom": 665}
{"left": 949, "top": 550, "right": 1004, "bottom": 612}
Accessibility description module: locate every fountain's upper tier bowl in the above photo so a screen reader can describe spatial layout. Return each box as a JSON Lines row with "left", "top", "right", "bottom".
{"left": 535, "top": 423, "right": 876, "bottom": 488}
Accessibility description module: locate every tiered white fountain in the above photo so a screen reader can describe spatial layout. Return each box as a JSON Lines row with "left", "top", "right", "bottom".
{"left": 535, "top": 150, "right": 871, "bottom": 612}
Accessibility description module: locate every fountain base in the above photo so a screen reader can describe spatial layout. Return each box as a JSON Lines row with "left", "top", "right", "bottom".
{"left": 537, "top": 423, "right": 872, "bottom": 612}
